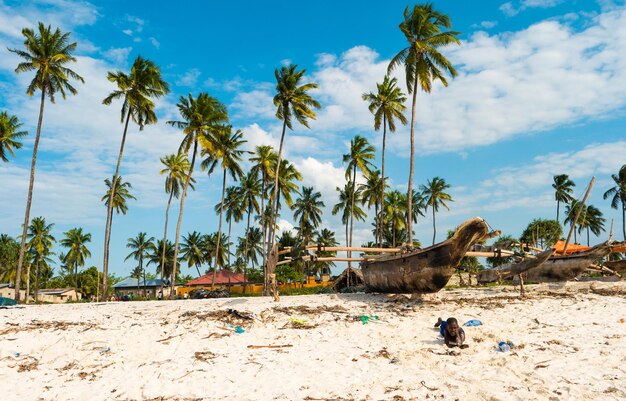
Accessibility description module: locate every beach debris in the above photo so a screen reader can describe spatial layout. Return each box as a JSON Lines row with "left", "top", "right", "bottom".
{"left": 98, "top": 347, "right": 111, "bottom": 354}
{"left": 356, "top": 314, "right": 379, "bottom": 324}
{"left": 202, "top": 332, "right": 231, "bottom": 339}
{"left": 463, "top": 319, "right": 482, "bottom": 326}
{"left": 280, "top": 318, "right": 318, "bottom": 330}
{"left": 498, "top": 341, "right": 511, "bottom": 352}
{"left": 247, "top": 344, "right": 293, "bottom": 349}
{"left": 156, "top": 333, "right": 184, "bottom": 343}
{"left": 227, "top": 308, "right": 255, "bottom": 320}
{"left": 420, "top": 380, "right": 439, "bottom": 391}
{"left": 17, "top": 358, "right": 39, "bottom": 372}
{"left": 194, "top": 351, "right": 218, "bottom": 362}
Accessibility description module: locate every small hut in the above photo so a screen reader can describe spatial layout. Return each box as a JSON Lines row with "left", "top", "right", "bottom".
{"left": 332, "top": 267, "right": 364, "bottom": 292}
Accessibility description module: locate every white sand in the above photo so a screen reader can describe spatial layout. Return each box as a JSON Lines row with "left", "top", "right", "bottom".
{"left": 1, "top": 281, "right": 625, "bottom": 401}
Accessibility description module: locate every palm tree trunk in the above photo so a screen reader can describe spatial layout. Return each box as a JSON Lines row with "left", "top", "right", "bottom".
{"left": 267, "top": 118, "right": 288, "bottom": 258}
{"left": 556, "top": 200, "right": 560, "bottom": 223}
{"left": 159, "top": 191, "right": 174, "bottom": 296}
{"left": 211, "top": 168, "right": 227, "bottom": 289}
{"left": 15, "top": 88, "right": 46, "bottom": 301}
{"left": 25, "top": 263, "right": 31, "bottom": 303}
{"left": 406, "top": 77, "right": 418, "bottom": 247}
{"left": 195, "top": 265, "right": 201, "bottom": 278}
{"left": 34, "top": 261, "right": 40, "bottom": 303}
{"left": 75, "top": 259, "right": 79, "bottom": 290}
{"left": 380, "top": 115, "right": 387, "bottom": 248}
{"left": 227, "top": 218, "right": 232, "bottom": 267}
{"left": 141, "top": 258, "right": 147, "bottom": 298}
{"left": 622, "top": 203, "right": 625, "bottom": 242}
{"left": 587, "top": 227, "right": 590, "bottom": 247}
{"left": 101, "top": 112, "right": 132, "bottom": 301}
{"left": 171, "top": 138, "right": 198, "bottom": 298}
{"left": 243, "top": 205, "right": 251, "bottom": 294}
{"left": 345, "top": 219, "right": 350, "bottom": 287}
{"left": 349, "top": 165, "right": 357, "bottom": 269}
{"left": 374, "top": 202, "right": 379, "bottom": 246}
{"left": 432, "top": 206, "right": 436, "bottom": 245}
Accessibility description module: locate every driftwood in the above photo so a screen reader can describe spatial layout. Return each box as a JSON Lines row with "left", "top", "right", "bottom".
{"left": 477, "top": 248, "right": 555, "bottom": 284}
{"left": 360, "top": 217, "right": 489, "bottom": 294}
{"left": 604, "top": 259, "right": 626, "bottom": 274}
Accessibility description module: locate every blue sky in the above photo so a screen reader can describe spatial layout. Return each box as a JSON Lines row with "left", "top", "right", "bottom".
{"left": 1, "top": 0, "right": 625, "bottom": 278}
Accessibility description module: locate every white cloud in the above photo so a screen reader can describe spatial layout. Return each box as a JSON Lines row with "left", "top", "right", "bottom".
{"left": 231, "top": 89, "right": 276, "bottom": 120}
{"left": 122, "top": 29, "right": 132, "bottom": 36}
{"left": 280, "top": 58, "right": 292, "bottom": 66}
{"left": 102, "top": 47, "right": 131, "bottom": 65}
{"left": 473, "top": 20, "right": 498, "bottom": 29}
{"left": 501, "top": 0, "right": 564, "bottom": 16}
{"left": 175, "top": 68, "right": 201, "bottom": 87}
{"left": 149, "top": 37, "right": 160, "bottom": 49}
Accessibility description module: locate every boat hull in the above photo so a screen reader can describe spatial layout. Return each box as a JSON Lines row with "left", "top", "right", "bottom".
{"left": 477, "top": 248, "right": 555, "bottom": 284}
{"left": 361, "top": 217, "right": 489, "bottom": 294}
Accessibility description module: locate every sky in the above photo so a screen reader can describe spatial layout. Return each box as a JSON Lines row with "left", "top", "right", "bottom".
{"left": 1, "top": 0, "right": 626, "bottom": 279}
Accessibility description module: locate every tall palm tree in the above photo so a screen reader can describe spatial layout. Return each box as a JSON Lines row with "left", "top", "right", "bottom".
{"left": 250, "top": 144, "right": 277, "bottom": 285}
{"left": 420, "top": 177, "right": 453, "bottom": 245}
{"left": 202, "top": 232, "right": 231, "bottom": 274}
{"left": 158, "top": 153, "right": 193, "bottom": 295}
{"left": 237, "top": 172, "right": 261, "bottom": 291}
{"left": 26, "top": 217, "right": 55, "bottom": 302}
{"left": 292, "top": 187, "right": 325, "bottom": 245}
{"left": 125, "top": 232, "right": 155, "bottom": 297}
{"left": 218, "top": 186, "right": 245, "bottom": 267}
{"left": 359, "top": 170, "right": 386, "bottom": 245}
{"left": 0, "top": 112, "right": 28, "bottom": 162}
{"left": 167, "top": 93, "right": 228, "bottom": 297}
{"left": 553, "top": 174, "right": 576, "bottom": 223}
{"left": 100, "top": 55, "right": 169, "bottom": 301}
{"left": 604, "top": 165, "right": 626, "bottom": 241}
{"left": 383, "top": 190, "right": 407, "bottom": 247}
{"left": 148, "top": 239, "right": 176, "bottom": 281}
{"left": 101, "top": 176, "right": 136, "bottom": 290}
{"left": 180, "top": 231, "right": 205, "bottom": 277}
{"left": 313, "top": 228, "right": 339, "bottom": 276}
{"left": 130, "top": 265, "right": 143, "bottom": 294}
{"left": 59, "top": 227, "right": 91, "bottom": 291}
{"left": 268, "top": 64, "right": 320, "bottom": 261}
{"left": 0, "top": 235, "right": 22, "bottom": 284}
{"left": 9, "top": 23, "right": 85, "bottom": 301}
{"left": 388, "top": 4, "right": 460, "bottom": 245}
{"left": 404, "top": 189, "right": 426, "bottom": 239}
{"left": 362, "top": 76, "right": 408, "bottom": 246}
{"left": 332, "top": 182, "right": 367, "bottom": 251}
{"left": 343, "top": 135, "right": 375, "bottom": 266}
{"left": 201, "top": 125, "right": 246, "bottom": 287}
{"left": 577, "top": 205, "right": 606, "bottom": 246}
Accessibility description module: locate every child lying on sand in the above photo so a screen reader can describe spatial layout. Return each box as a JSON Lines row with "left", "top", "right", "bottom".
{"left": 435, "top": 317, "right": 468, "bottom": 349}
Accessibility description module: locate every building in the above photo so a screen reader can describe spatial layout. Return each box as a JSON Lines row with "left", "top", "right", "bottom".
{"left": 37, "top": 288, "right": 82, "bottom": 303}
{"left": 113, "top": 278, "right": 172, "bottom": 299}
{"left": 186, "top": 270, "right": 246, "bottom": 287}
{"left": 0, "top": 283, "right": 28, "bottom": 301}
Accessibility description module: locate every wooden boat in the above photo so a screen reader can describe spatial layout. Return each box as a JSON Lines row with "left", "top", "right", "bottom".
{"left": 519, "top": 241, "right": 614, "bottom": 282}
{"left": 603, "top": 259, "right": 626, "bottom": 275}
{"left": 361, "top": 217, "right": 489, "bottom": 294}
{"left": 477, "top": 248, "right": 555, "bottom": 284}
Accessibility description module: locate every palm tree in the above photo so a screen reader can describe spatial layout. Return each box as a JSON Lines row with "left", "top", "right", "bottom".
{"left": 270, "top": 159, "right": 302, "bottom": 221}
{"left": 9, "top": 23, "right": 85, "bottom": 301}
{"left": 26, "top": 217, "right": 55, "bottom": 302}
{"left": 100, "top": 56, "right": 169, "bottom": 300}
{"left": 59, "top": 227, "right": 91, "bottom": 292}
{"left": 201, "top": 125, "right": 246, "bottom": 288}
{"left": 268, "top": 64, "right": 320, "bottom": 260}
{"left": 343, "top": 135, "right": 375, "bottom": 266}
{"left": 313, "top": 228, "right": 339, "bottom": 276}
{"left": 250, "top": 145, "right": 277, "bottom": 287}
{"left": 388, "top": 4, "right": 460, "bottom": 245}
{"left": 564, "top": 200, "right": 583, "bottom": 244}
{"left": 604, "top": 165, "right": 626, "bottom": 241}
{"left": 219, "top": 186, "right": 245, "bottom": 266}
{"left": 292, "top": 187, "right": 325, "bottom": 245}
{"left": 404, "top": 189, "right": 426, "bottom": 239}
{"left": 101, "top": 176, "right": 136, "bottom": 289}
{"left": 158, "top": 153, "right": 193, "bottom": 296}
{"left": 362, "top": 76, "right": 408, "bottom": 246}
{"left": 359, "top": 170, "right": 386, "bottom": 246}
{"left": 383, "top": 190, "right": 407, "bottom": 247}
{"left": 577, "top": 205, "right": 606, "bottom": 246}
{"left": 0, "top": 112, "right": 28, "bottom": 162}
{"left": 125, "top": 232, "right": 155, "bottom": 297}
{"left": 332, "top": 182, "right": 367, "bottom": 251}
{"left": 420, "top": 177, "right": 453, "bottom": 244}
{"left": 202, "top": 233, "right": 231, "bottom": 274}
{"left": 237, "top": 172, "right": 261, "bottom": 291}
{"left": 167, "top": 93, "right": 228, "bottom": 297}
{"left": 130, "top": 266, "right": 143, "bottom": 295}
{"left": 180, "top": 231, "right": 205, "bottom": 277}
{"left": 148, "top": 239, "right": 176, "bottom": 281}
{"left": 0, "top": 235, "right": 22, "bottom": 284}
{"left": 553, "top": 174, "right": 576, "bottom": 223}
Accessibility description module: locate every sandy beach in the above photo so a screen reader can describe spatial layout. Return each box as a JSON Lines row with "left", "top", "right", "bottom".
{"left": 1, "top": 282, "right": 625, "bottom": 401}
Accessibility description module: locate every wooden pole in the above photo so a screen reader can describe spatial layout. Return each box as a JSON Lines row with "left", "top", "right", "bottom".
{"left": 563, "top": 177, "right": 595, "bottom": 255}
{"left": 609, "top": 218, "right": 614, "bottom": 241}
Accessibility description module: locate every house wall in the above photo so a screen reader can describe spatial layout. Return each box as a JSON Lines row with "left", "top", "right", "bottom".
{"left": 37, "top": 290, "right": 82, "bottom": 303}
{"left": 114, "top": 286, "right": 176, "bottom": 299}
{"left": 0, "top": 288, "right": 29, "bottom": 300}
{"left": 176, "top": 276, "right": 333, "bottom": 297}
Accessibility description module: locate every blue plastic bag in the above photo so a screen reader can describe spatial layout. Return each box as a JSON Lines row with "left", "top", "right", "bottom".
{"left": 463, "top": 319, "right": 482, "bottom": 327}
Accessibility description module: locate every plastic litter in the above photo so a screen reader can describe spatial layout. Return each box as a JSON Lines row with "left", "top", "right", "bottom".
{"left": 360, "top": 315, "right": 379, "bottom": 325}
{"left": 99, "top": 347, "right": 111, "bottom": 354}
{"left": 498, "top": 341, "right": 510, "bottom": 352}
{"left": 463, "top": 319, "right": 482, "bottom": 327}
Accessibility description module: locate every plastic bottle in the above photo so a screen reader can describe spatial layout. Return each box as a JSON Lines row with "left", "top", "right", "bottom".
{"left": 498, "top": 341, "right": 510, "bottom": 352}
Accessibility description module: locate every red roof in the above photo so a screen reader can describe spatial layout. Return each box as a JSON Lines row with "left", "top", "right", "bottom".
{"left": 186, "top": 270, "right": 245, "bottom": 286}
